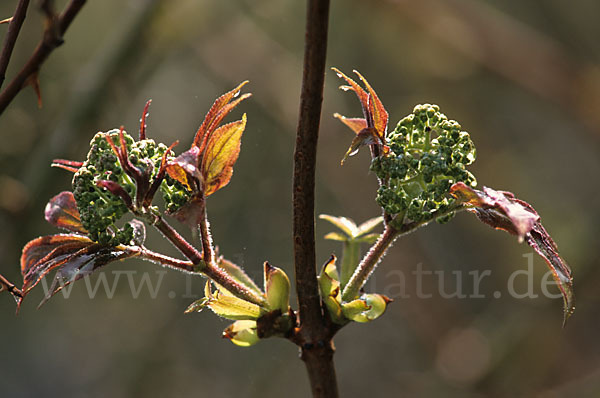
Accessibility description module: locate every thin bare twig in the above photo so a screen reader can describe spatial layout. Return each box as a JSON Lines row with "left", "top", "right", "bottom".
{"left": 292, "top": 0, "right": 337, "bottom": 397}
{"left": 0, "top": 273, "right": 23, "bottom": 299}
{"left": 0, "top": 0, "right": 31, "bottom": 90}
{"left": 0, "top": 0, "right": 87, "bottom": 115}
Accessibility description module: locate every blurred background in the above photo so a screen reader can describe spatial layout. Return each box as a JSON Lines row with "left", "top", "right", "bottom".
{"left": 0, "top": 0, "right": 598, "bottom": 397}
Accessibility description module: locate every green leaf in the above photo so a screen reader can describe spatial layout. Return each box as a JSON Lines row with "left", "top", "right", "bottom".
{"left": 223, "top": 320, "right": 259, "bottom": 347}
{"left": 263, "top": 262, "right": 290, "bottom": 313}
{"left": 356, "top": 216, "right": 383, "bottom": 237}
{"left": 319, "top": 214, "right": 358, "bottom": 237}
{"left": 340, "top": 241, "right": 360, "bottom": 288}
{"left": 341, "top": 293, "right": 391, "bottom": 323}
{"left": 187, "top": 282, "right": 263, "bottom": 321}
{"left": 323, "top": 232, "right": 348, "bottom": 242}
{"left": 318, "top": 256, "right": 344, "bottom": 324}
{"left": 353, "top": 233, "right": 380, "bottom": 244}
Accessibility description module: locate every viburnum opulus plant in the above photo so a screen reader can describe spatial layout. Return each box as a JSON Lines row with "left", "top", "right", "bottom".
{"left": 10, "top": 69, "right": 573, "bottom": 353}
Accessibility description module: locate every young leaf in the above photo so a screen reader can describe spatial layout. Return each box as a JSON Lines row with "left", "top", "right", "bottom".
{"left": 38, "top": 245, "right": 138, "bottom": 308}
{"left": 21, "top": 234, "right": 94, "bottom": 294}
{"left": 332, "top": 68, "right": 370, "bottom": 121}
{"left": 450, "top": 182, "right": 574, "bottom": 322}
{"left": 341, "top": 293, "right": 391, "bottom": 323}
{"left": 341, "top": 127, "right": 383, "bottom": 165}
{"left": 263, "top": 262, "right": 290, "bottom": 313}
{"left": 193, "top": 81, "right": 251, "bottom": 149}
{"left": 20, "top": 234, "right": 138, "bottom": 307}
{"left": 323, "top": 232, "right": 348, "bottom": 242}
{"left": 223, "top": 320, "right": 260, "bottom": 347}
{"left": 319, "top": 214, "right": 358, "bottom": 238}
{"left": 44, "top": 191, "right": 87, "bottom": 234}
{"left": 318, "top": 256, "right": 344, "bottom": 324}
{"left": 353, "top": 69, "right": 389, "bottom": 137}
{"left": 166, "top": 146, "right": 202, "bottom": 191}
{"left": 186, "top": 282, "right": 263, "bottom": 320}
{"left": 451, "top": 183, "right": 538, "bottom": 242}
{"left": 356, "top": 216, "right": 384, "bottom": 238}
{"left": 201, "top": 114, "right": 247, "bottom": 196}
{"left": 333, "top": 113, "right": 367, "bottom": 134}
{"left": 332, "top": 68, "right": 390, "bottom": 162}
{"left": 353, "top": 233, "right": 380, "bottom": 244}
{"left": 217, "top": 257, "right": 263, "bottom": 296}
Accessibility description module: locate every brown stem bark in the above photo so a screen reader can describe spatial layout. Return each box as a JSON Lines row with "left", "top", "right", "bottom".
{"left": 293, "top": 0, "right": 337, "bottom": 397}
{"left": 0, "top": 273, "right": 22, "bottom": 298}
{"left": 151, "top": 214, "right": 267, "bottom": 307}
{"left": 0, "top": 0, "right": 31, "bottom": 89}
{"left": 342, "top": 224, "right": 399, "bottom": 301}
{"left": 0, "top": 0, "right": 87, "bottom": 115}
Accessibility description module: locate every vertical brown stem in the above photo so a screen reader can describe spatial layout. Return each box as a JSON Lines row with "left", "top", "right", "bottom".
{"left": 293, "top": 0, "right": 337, "bottom": 397}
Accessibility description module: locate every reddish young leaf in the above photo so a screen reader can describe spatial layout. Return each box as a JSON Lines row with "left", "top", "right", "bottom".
{"left": 333, "top": 113, "right": 367, "bottom": 134}
{"left": 20, "top": 234, "right": 139, "bottom": 308}
{"left": 450, "top": 182, "right": 574, "bottom": 322}
{"left": 201, "top": 114, "right": 247, "bottom": 196}
{"left": 21, "top": 234, "right": 95, "bottom": 294}
{"left": 340, "top": 127, "right": 382, "bottom": 165}
{"left": 353, "top": 69, "right": 389, "bottom": 138}
{"left": 51, "top": 159, "right": 83, "bottom": 173}
{"left": 332, "top": 68, "right": 389, "bottom": 139}
{"left": 139, "top": 99, "right": 152, "bottom": 140}
{"left": 166, "top": 146, "right": 202, "bottom": 191}
{"left": 38, "top": 244, "right": 137, "bottom": 308}
{"left": 44, "top": 191, "right": 87, "bottom": 234}
{"left": 527, "top": 222, "right": 574, "bottom": 324}
{"left": 450, "top": 183, "right": 539, "bottom": 241}
{"left": 193, "top": 81, "right": 251, "bottom": 149}
{"left": 168, "top": 196, "right": 206, "bottom": 228}
{"left": 332, "top": 67, "right": 369, "bottom": 120}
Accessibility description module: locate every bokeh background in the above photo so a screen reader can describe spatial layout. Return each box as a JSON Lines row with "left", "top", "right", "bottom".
{"left": 0, "top": 0, "right": 599, "bottom": 397}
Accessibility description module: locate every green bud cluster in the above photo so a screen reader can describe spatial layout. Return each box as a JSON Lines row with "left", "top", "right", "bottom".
{"left": 161, "top": 177, "right": 192, "bottom": 214}
{"left": 72, "top": 129, "right": 181, "bottom": 245}
{"left": 371, "top": 104, "right": 477, "bottom": 225}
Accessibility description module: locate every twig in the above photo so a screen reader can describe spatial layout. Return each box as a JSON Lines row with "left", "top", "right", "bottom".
{"left": 0, "top": 0, "right": 31, "bottom": 90}
{"left": 342, "top": 203, "right": 468, "bottom": 301}
{"left": 292, "top": 0, "right": 337, "bottom": 397}
{"left": 196, "top": 198, "right": 215, "bottom": 265}
{"left": 0, "top": 273, "right": 23, "bottom": 298}
{"left": 136, "top": 248, "right": 196, "bottom": 273}
{"left": 0, "top": 0, "right": 87, "bottom": 115}
{"left": 341, "top": 224, "right": 399, "bottom": 301}
{"left": 150, "top": 213, "right": 267, "bottom": 307}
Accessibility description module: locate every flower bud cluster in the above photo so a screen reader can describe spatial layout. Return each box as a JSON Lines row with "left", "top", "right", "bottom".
{"left": 371, "top": 104, "right": 477, "bottom": 225}
{"left": 72, "top": 130, "right": 183, "bottom": 245}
